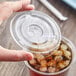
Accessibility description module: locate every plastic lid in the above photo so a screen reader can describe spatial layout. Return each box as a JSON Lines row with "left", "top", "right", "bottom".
{"left": 10, "top": 11, "right": 61, "bottom": 53}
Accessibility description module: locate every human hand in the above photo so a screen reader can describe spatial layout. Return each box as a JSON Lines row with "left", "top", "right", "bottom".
{"left": 0, "top": 0, "right": 35, "bottom": 61}
{"left": 0, "top": 0, "right": 34, "bottom": 24}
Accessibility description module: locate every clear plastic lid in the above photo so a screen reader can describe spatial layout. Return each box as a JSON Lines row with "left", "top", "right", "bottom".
{"left": 10, "top": 11, "right": 61, "bottom": 53}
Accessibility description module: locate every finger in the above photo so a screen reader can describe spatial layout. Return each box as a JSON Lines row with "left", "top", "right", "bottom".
{"left": 0, "top": 46, "right": 33, "bottom": 61}
{"left": 9, "top": 0, "right": 31, "bottom": 12}
{"left": 18, "top": 4, "right": 35, "bottom": 11}
{"left": 21, "top": 0, "right": 31, "bottom": 5}
{"left": 0, "top": 0, "right": 33, "bottom": 21}
{"left": 23, "top": 4, "right": 35, "bottom": 10}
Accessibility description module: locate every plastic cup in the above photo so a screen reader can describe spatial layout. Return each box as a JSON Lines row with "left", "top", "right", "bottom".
{"left": 10, "top": 10, "right": 76, "bottom": 76}
{"left": 25, "top": 36, "right": 76, "bottom": 76}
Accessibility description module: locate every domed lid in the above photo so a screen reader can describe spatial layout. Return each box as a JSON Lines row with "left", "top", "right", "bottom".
{"left": 10, "top": 11, "right": 61, "bottom": 53}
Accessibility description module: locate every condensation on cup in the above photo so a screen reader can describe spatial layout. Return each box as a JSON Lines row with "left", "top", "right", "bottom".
{"left": 10, "top": 10, "right": 76, "bottom": 76}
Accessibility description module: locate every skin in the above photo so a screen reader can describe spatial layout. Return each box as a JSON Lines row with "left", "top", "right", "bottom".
{"left": 0, "top": 0, "right": 35, "bottom": 61}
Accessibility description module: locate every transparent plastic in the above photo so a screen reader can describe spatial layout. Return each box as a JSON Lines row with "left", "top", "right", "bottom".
{"left": 25, "top": 36, "right": 76, "bottom": 76}
{"left": 10, "top": 11, "right": 61, "bottom": 53}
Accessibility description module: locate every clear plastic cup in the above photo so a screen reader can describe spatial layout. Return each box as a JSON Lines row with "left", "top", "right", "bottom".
{"left": 25, "top": 36, "right": 76, "bottom": 76}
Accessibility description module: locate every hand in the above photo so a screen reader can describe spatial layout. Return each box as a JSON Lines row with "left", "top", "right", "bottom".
{"left": 0, "top": 0, "right": 35, "bottom": 61}
{"left": 0, "top": 0, "right": 34, "bottom": 24}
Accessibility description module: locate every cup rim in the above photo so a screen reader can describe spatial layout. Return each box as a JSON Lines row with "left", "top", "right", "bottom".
{"left": 24, "top": 36, "right": 75, "bottom": 75}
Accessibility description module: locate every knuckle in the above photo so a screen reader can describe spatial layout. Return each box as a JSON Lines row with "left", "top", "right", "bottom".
{"left": 14, "top": 53, "right": 22, "bottom": 61}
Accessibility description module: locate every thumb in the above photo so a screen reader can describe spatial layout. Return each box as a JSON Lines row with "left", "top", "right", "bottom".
{"left": 0, "top": 46, "right": 33, "bottom": 61}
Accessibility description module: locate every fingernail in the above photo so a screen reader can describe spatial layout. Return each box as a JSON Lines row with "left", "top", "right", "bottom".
{"left": 25, "top": 53, "right": 34, "bottom": 60}
{"left": 31, "top": 5, "right": 35, "bottom": 10}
